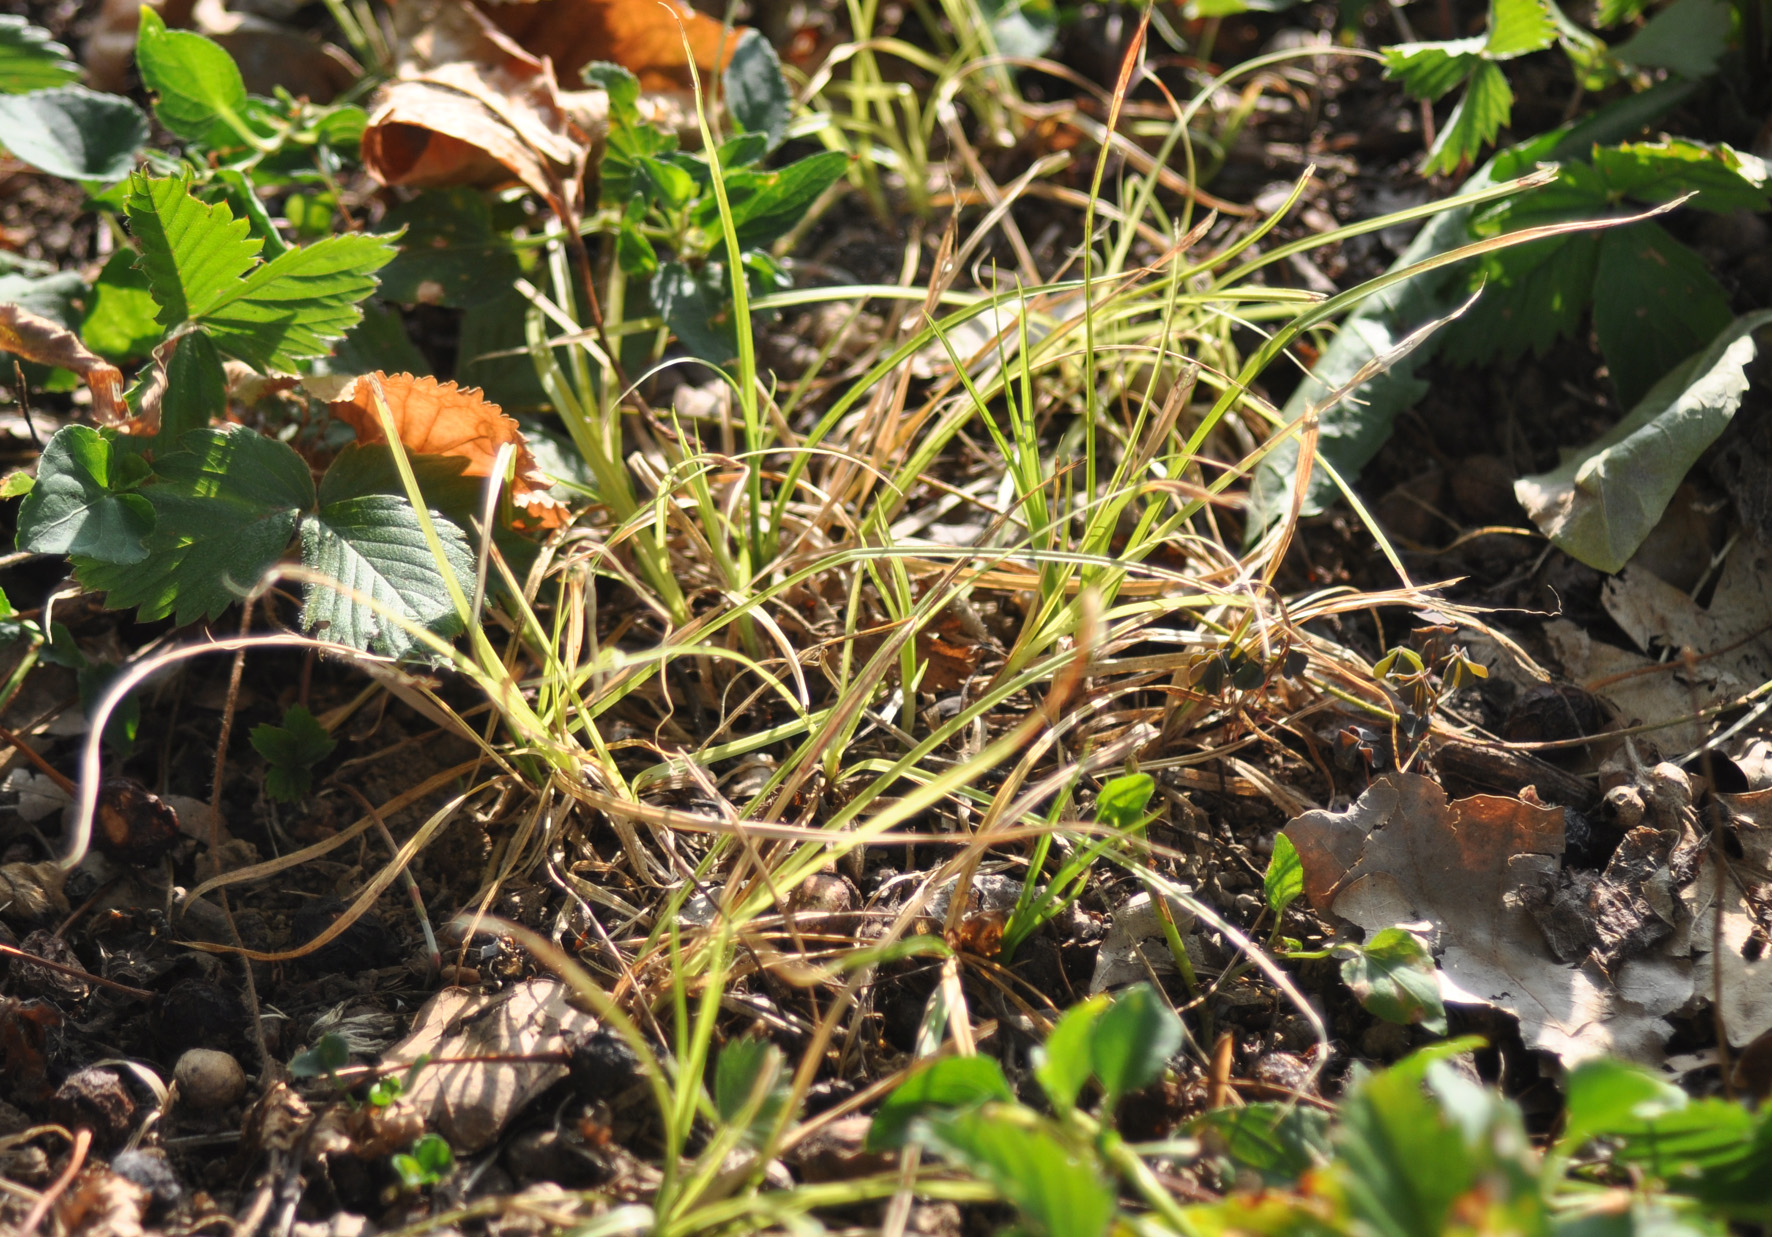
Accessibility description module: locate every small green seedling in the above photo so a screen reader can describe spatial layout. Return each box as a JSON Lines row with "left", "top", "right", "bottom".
{"left": 250, "top": 704, "right": 337, "bottom": 801}
{"left": 1283, "top": 925, "right": 1447, "bottom": 1035}
{"left": 392, "top": 1133, "right": 454, "bottom": 1189}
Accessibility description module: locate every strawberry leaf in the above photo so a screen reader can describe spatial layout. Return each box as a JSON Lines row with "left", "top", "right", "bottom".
{"left": 201, "top": 232, "right": 396, "bottom": 372}
{"left": 125, "top": 171, "right": 262, "bottom": 329}
{"left": 0, "top": 15, "right": 79, "bottom": 93}
{"left": 299, "top": 495, "right": 473, "bottom": 660}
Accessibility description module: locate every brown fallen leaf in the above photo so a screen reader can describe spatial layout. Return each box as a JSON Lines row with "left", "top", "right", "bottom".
{"left": 320, "top": 371, "right": 566, "bottom": 529}
{"left": 364, "top": 0, "right": 588, "bottom": 214}
{"left": 1284, "top": 772, "right": 1674, "bottom": 1063}
{"left": 389, "top": 977, "right": 597, "bottom": 1152}
{"left": 476, "top": 0, "right": 738, "bottom": 93}
{"left": 0, "top": 304, "right": 126, "bottom": 425}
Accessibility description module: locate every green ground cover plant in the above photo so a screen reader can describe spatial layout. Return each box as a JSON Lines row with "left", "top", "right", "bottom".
{"left": 0, "top": 0, "right": 1768, "bottom": 1234}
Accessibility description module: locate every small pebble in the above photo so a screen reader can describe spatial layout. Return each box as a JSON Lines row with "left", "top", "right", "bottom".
{"left": 174, "top": 1048, "right": 247, "bottom": 1110}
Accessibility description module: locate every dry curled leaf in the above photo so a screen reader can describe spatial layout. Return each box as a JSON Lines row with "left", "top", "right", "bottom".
{"left": 1284, "top": 773, "right": 1674, "bottom": 1064}
{"left": 476, "top": 0, "right": 738, "bottom": 92}
{"left": 0, "top": 304, "right": 125, "bottom": 425}
{"left": 323, "top": 371, "right": 566, "bottom": 528}
{"left": 364, "top": 0, "right": 588, "bottom": 213}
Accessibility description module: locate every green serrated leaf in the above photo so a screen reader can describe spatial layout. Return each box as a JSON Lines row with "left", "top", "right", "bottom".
{"left": 1382, "top": 39, "right": 1485, "bottom": 102}
{"left": 126, "top": 172, "right": 263, "bottom": 329}
{"left": 1032, "top": 995, "right": 1107, "bottom": 1115}
{"left": 582, "top": 61, "right": 640, "bottom": 125}
{"left": 697, "top": 149, "right": 849, "bottom": 249}
{"left": 1615, "top": 0, "right": 1732, "bottom": 78}
{"left": 1439, "top": 231, "right": 1601, "bottom": 366}
{"left": 1423, "top": 61, "right": 1513, "bottom": 176}
{"left": 159, "top": 330, "right": 228, "bottom": 444}
{"left": 73, "top": 426, "right": 313, "bottom": 624}
{"left": 15, "top": 426, "right": 154, "bottom": 564}
{"left": 617, "top": 223, "right": 658, "bottom": 278}
{"left": 1339, "top": 927, "right": 1447, "bottom": 1034}
{"left": 200, "top": 231, "right": 395, "bottom": 372}
{"left": 714, "top": 1036, "right": 790, "bottom": 1145}
{"left": 724, "top": 30, "right": 793, "bottom": 149}
{"left": 1264, "top": 834, "right": 1304, "bottom": 916}
{"left": 136, "top": 7, "right": 249, "bottom": 144}
{"left": 250, "top": 704, "right": 336, "bottom": 801}
{"left": 299, "top": 495, "right": 473, "bottom": 659}
{"left": 82, "top": 252, "right": 164, "bottom": 362}
{"left": 1592, "top": 139, "right": 1771, "bottom": 214}
{"left": 1516, "top": 311, "right": 1772, "bottom": 573}
{"left": 0, "top": 87, "right": 148, "bottom": 182}
{"left": 1089, "top": 983, "right": 1183, "bottom": 1104}
{"left": 1593, "top": 222, "right": 1733, "bottom": 408}
{"left": 867, "top": 1055, "right": 1014, "bottom": 1151}
{"left": 1485, "top": 0, "right": 1556, "bottom": 58}
{"left": 1189, "top": 1102, "right": 1333, "bottom": 1184}
{"left": 0, "top": 16, "right": 79, "bottom": 94}
{"left": 0, "top": 269, "right": 84, "bottom": 328}
{"left": 919, "top": 1106, "right": 1115, "bottom": 1237}
{"left": 1557, "top": 1058, "right": 1687, "bottom": 1157}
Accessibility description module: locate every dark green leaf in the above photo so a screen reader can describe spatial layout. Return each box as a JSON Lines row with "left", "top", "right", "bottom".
{"left": 126, "top": 171, "right": 263, "bottom": 329}
{"left": 1423, "top": 61, "right": 1513, "bottom": 176}
{"left": 724, "top": 31, "right": 793, "bottom": 149}
{"left": 655, "top": 259, "right": 734, "bottom": 365}
{"left": 0, "top": 87, "right": 148, "bottom": 182}
{"left": 200, "top": 231, "right": 395, "bottom": 371}
{"left": 714, "top": 1036, "right": 790, "bottom": 1144}
{"left": 717, "top": 132, "right": 770, "bottom": 169}
{"left": 617, "top": 223, "right": 658, "bottom": 278}
{"left": 1264, "top": 834, "right": 1304, "bottom": 916}
{"left": 919, "top": 1106, "right": 1115, "bottom": 1237}
{"left": 0, "top": 16, "right": 79, "bottom": 94}
{"left": 1439, "top": 231, "right": 1600, "bottom": 366}
{"left": 867, "top": 1055, "right": 1013, "bottom": 1151}
{"left": 376, "top": 189, "right": 519, "bottom": 309}
{"left": 324, "top": 302, "right": 429, "bottom": 378}
{"left": 1485, "top": 0, "right": 1556, "bottom": 58}
{"left": 158, "top": 329, "right": 228, "bottom": 444}
{"left": 15, "top": 426, "right": 154, "bottom": 563}
{"left": 1615, "top": 0, "right": 1732, "bottom": 78}
{"left": 695, "top": 149, "right": 848, "bottom": 249}
{"left": 1032, "top": 994, "right": 1106, "bottom": 1114}
{"left": 1340, "top": 927, "right": 1446, "bottom": 1034}
{"left": 582, "top": 61, "right": 640, "bottom": 125}
{"left": 1593, "top": 222, "right": 1733, "bottom": 409}
{"left": 1591, "top": 140, "right": 1771, "bottom": 214}
{"left": 1557, "top": 1058, "right": 1687, "bottom": 1157}
{"left": 250, "top": 704, "right": 336, "bottom": 801}
{"left": 74, "top": 426, "right": 313, "bottom": 625}
{"left": 299, "top": 495, "right": 473, "bottom": 659}
{"left": 1516, "top": 311, "right": 1772, "bottom": 573}
{"left": 289, "top": 1031, "right": 351, "bottom": 1078}
{"left": 393, "top": 1133, "right": 454, "bottom": 1187}
{"left": 1094, "top": 773, "right": 1154, "bottom": 831}
{"left": 136, "top": 7, "right": 248, "bottom": 143}
{"left": 1191, "top": 1102, "right": 1333, "bottom": 1184}
{"left": 1382, "top": 39, "right": 1484, "bottom": 102}
{"left": 1089, "top": 983, "right": 1183, "bottom": 1103}
{"left": 82, "top": 252, "right": 163, "bottom": 362}
{"left": 0, "top": 269, "right": 84, "bottom": 328}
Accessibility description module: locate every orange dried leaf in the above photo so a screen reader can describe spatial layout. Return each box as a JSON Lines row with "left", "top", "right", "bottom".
{"left": 479, "top": 0, "right": 738, "bottom": 93}
{"left": 0, "top": 304, "right": 125, "bottom": 425}
{"left": 325, "top": 372, "right": 567, "bottom": 529}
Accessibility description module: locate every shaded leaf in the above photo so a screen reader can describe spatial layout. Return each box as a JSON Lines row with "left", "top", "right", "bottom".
{"left": 82, "top": 252, "right": 162, "bottom": 362}
{"left": 15, "top": 426, "right": 153, "bottom": 563}
{"left": 0, "top": 15, "right": 79, "bottom": 93}
{"left": 1340, "top": 926, "right": 1447, "bottom": 1034}
{"left": 1089, "top": 983, "right": 1183, "bottom": 1103}
{"left": 867, "top": 1055, "right": 1013, "bottom": 1151}
{"left": 376, "top": 189, "right": 521, "bottom": 308}
{"left": 251, "top": 705, "right": 336, "bottom": 801}
{"left": 918, "top": 1106, "right": 1115, "bottom": 1237}
{"left": 0, "top": 87, "right": 148, "bottom": 182}
{"left": 1592, "top": 222, "right": 1732, "bottom": 408}
{"left": 723, "top": 31, "right": 791, "bottom": 149}
{"left": 714, "top": 1036, "right": 789, "bottom": 1145}
{"left": 1190, "top": 1102, "right": 1333, "bottom": 1184}
{"left": 1423, "top": 61, "right": 1513, "bottom": 176}
{"left": 1616, "top": 0, "right": 1733, "bottom": 78}
{"left": 1032, "top": 994, "right": 1107, "bottom": 1114}
{"left": 299, "top": 494, "right": 474, "bottom": 659}
{"left": 74, "top": 427, "right": 313, "bottom": 625}
{"left": 1516, "top": 312, "right": 1772, "bottom": 573}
